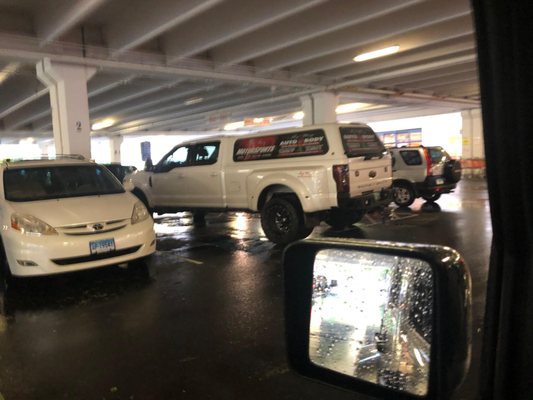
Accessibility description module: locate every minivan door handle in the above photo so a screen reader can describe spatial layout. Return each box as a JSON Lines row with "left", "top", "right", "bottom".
{"left": 210, "top": 172, "right": 219, "bottom": 177}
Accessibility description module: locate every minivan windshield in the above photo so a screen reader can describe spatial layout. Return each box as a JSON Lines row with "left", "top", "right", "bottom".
{"left": 3, "top": 165, "right": 125, "bottom": 202}
{"left": 340, "top": 126, "right": 386, "bottom": 158}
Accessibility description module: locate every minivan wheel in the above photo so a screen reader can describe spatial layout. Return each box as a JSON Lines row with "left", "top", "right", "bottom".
{"left": 261, "top": 197, "right": 310, "bottom": 245}
{"left": 393, "top": 182, "right": 415, "bottom": 207}
{"left": 422, "top": 192, "right": 441, "bottom": 202}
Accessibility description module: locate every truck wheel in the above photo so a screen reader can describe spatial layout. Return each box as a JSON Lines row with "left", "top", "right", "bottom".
{"left": 261, "top": 197, "right": 309, "bottom": 245}
{"left": 422, "top": 192, "right": 441, "bottom": 202}
{"left": 393, "top": 182, "right": 415, "bottom": 207}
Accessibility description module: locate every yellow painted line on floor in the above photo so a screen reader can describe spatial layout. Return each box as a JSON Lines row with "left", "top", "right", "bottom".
{"left": 176, "top": 255, "right": 203, "bottom": 265}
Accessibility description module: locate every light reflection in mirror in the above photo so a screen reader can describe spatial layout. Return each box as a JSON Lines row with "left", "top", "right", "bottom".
{"left": 309, "top": 249, "right": 433, "bottom": 396}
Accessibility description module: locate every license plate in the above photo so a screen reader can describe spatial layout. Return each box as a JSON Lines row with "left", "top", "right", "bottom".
{"left": 436, "top": 178, "right": 444, "bottom": 185}
{"left": 90, "top": 238, "right": 115, "bottom": 255}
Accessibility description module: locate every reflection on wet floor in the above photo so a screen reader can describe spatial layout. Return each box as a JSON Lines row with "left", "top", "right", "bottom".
{"left": 0, "top": 178, "right": 491, "bottom": 400}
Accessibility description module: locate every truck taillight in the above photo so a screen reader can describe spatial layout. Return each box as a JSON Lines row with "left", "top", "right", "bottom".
{"left": 423, "top": 148, "right": 433, "bottom": 176}
{"left": 333, "top": 164, "right": 349, "bottom": 193}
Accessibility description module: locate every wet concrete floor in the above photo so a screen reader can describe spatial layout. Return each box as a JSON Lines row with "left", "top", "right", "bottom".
{"left": 0, "top": 178, "right": 490, "bottom": 399}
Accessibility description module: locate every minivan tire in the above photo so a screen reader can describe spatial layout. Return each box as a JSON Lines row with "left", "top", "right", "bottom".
{"left": 393, "top": 182, "right": 416, "bottom": 207}
{"left": 261, "top": 197, "right": 310, "bottom": 245}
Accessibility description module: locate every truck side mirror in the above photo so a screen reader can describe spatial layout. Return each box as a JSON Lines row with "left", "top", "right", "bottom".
{"left": 283, "top": 239, "right": 471, "bottom": 399}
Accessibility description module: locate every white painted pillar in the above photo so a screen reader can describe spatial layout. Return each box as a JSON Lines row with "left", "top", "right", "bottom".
{"left": 36, "top": 58, "right": 96, "bottom": 159}
{"left": 110, "top": 135, "right": 123, "bottom": 163}
{"left": 461, "top": 109, "right": 485, "bottom": 177}
{"left": 300, "top": 92, "right": 338, "bottom": 126}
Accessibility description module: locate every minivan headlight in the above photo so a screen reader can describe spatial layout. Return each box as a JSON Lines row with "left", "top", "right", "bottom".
{"left": 131, "top": 201, "right": 150, "bottom": 224}
{"left": 11, "top": 213, "right": 58, "bottom": 236}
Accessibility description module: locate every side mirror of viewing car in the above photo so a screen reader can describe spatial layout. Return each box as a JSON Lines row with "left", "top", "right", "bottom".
{"left": 283, "top": 239, "right": 471, "bottom": 399}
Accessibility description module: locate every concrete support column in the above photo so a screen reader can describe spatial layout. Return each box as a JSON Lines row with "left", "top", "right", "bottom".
{"left": 300, "top": 92, "right": 337, "bottom": 126}
{"left": 461, "top": 109, "right": 485, "bottom": 177}
{"left": 36, "top": 58, "right": 96, "bottom": 159}
{"left": 110, "top": 135, "right": 123, "bottom": 163}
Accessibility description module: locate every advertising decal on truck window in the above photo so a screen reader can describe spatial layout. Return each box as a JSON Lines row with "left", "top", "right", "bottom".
{"left": 233, "top": 129, "right": 328, "bottom": 162}
{"left": 340, "top": 127, "right": 386, "bottom": 158}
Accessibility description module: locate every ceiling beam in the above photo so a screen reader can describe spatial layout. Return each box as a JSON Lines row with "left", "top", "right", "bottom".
{"left": 106, "top": 0, "right": 222, "bottom": 56}
{"left": 90, "top": 83, "right": 224, "bottom": 121}
{"left": 394, "top": 71, "right": 479, "bottom": 91}
{"left": 325, "top": 41, "right": 477, "bottom": 81}
{"left": 372, "top": 61, "right": 478, "bottom": 87}
{"left": 36, "top": 0, "right": 108, "bottom": 45}
{"left": 290, "top": 16, "right": 474, "bottom": 76}
{"left": 253, "top": 0, "right": 471, "bottom": 71}
{"left": 164, "top": 0, "right": 325, "bottom": 63}
{"left": 110, "top": 88, "right": 319, "bottom": 133}
{"left": 0, "top": 33, "right": 323, "bottom": 89}
{"left": 210, "top": 0, "right": 422, "bottom": 66}
{"left": 329, "top": 53, "right": 477, "bottom": 89}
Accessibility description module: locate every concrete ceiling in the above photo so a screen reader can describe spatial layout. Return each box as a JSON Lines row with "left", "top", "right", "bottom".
{"left": 0, "top": 0, "right": 479, "bottom": 139}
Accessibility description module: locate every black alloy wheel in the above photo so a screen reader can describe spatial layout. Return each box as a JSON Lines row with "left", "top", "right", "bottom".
{"left": 261, "top": 197, "right": 311, "bottom": 245}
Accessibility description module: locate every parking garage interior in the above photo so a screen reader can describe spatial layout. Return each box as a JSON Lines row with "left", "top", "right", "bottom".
{"left": 0, "top": 1, "right": 488, "bottom": 399}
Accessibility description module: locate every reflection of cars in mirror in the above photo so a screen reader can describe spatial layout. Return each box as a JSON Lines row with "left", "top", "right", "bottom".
{"left": 0, "top": 157, "right": 155, "bottom": 279}
{"left": 126, "top": 123, "right": 393, "bottom": 244}
{"left": 284, "top": 238, "right": 471, "bottom": 399}
{"left": 389, "top": 146, "right": 462, "bottom": 207}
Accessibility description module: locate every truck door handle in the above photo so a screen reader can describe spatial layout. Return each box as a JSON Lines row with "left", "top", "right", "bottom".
{"left": 210, "top": 172, "right": 219, "bottom": 177}
{"left": 177, "top": 173, "right": 185, "bottom": 178}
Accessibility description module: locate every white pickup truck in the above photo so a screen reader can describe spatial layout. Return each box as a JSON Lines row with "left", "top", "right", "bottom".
{"left": 126, "top": 123, "right": 392, "bottom": 244}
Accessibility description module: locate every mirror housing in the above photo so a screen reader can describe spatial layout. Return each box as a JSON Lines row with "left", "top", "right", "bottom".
{"left": 283, "top": 238, "right": 471, "bottom": 399}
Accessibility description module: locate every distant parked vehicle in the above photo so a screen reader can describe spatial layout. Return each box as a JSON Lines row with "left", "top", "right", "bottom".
{"left": 102, "top": 163, "right": 137, "bottom": 182}
{"left": 389, "top": 146, "right": 462, "bottom": 207}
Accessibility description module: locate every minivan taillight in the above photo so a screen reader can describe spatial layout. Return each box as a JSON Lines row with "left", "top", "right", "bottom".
{"left": 423, "top": 148, "right": 433, "bottom": 176}
{"left": 333, "top": 164, "right": 349, "bottom": 193}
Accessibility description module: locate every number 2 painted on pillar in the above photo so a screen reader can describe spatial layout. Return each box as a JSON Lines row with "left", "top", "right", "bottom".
{"left": 76, "top": 121, "right": 82, "bottom": 131}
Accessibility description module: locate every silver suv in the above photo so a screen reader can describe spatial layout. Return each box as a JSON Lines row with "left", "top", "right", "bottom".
{"left": 389, "top": 146, "right": 462, "bottom": 207}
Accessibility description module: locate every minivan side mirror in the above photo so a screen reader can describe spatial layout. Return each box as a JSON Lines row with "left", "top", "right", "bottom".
{"left": 283, "top": 239, "right": 471, "bottom": 399}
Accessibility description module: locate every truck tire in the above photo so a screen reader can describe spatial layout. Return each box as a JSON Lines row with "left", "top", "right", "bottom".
{"left": 261, "top": 197, "right": 311, "bottom": 245}
{"left": 393, "top": 182, "right": 415, "bottom": 207}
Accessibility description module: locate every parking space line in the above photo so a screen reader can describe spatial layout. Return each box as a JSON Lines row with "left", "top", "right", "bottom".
{"left": 176, "top": 256, "right": 203, "bottom": 265}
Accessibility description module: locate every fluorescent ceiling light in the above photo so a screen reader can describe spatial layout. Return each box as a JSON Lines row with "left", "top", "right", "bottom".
{"left": 0, "top": 62, "right": 20, "bottom": 85}
{"left": 184, "top": 97, "right": 203, "bottom": 105}
{"left": 292, "top": 111, "right": 304, "bottom": 120}
{"left": 353, "top": 45, "right": 400, "bottom": 62}
{"left": 224, "top": 121, "right": 245, "bottom": 131}
{"left": 91, "top": 118, "right": 115, "bottom": 131}
{"left": 335, "top": 102, "right": 373, "bottom": 114}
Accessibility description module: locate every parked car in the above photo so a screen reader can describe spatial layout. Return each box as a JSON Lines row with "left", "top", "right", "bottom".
{"left": 0, "top": 157, "right": 156, "bottom": 278}
{"left": 102, "top": 163, "right": 137, "bottom": 182}
{"left": 389, "top": 146, "right": 462, "bottom": 207}
{"left": 126, "top": 123, "right": 393, "bottom": 244}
